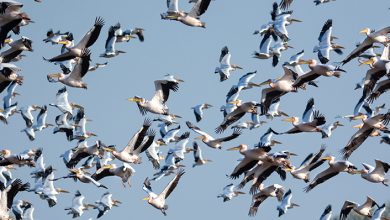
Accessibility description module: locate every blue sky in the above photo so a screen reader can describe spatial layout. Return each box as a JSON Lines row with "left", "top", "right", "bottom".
{"left": 2, "top": 0, "right": 390, "bottom": 219}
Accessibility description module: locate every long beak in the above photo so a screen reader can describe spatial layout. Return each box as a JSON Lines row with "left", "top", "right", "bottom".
{"left": 289, "top": 152, "right": 298, "bottom": 156}
{"left": 272, "top": 140, "right": 282, "bottom": 145}
{"left": 359, "top": 58, "right": 374, "bottom": 66}
{"left": 298, "top": 59, "right": 310, "bottom": 64}
{"left": 353, "top": 114, "right": 367, "bottom": 120}
{"left": 166, "top": 14, "right": 180, "bottom": 19}
{"left": 57, "top": 188, "right": 69, "bottom": 193}
{"left": 4, "top": 38, "right": 12, "bottom": 43}
{"left": 282, "top": 117, "right": 295, "bottom": 122}
{"left": 142, "top": 197, "right": 149, "bottom": 201}
{"left": 127, "top": 97, "right": 141, "bottom": 102}
{"left": 0, "top": 108, "right": 4, "bottom": 113}
{"left": 322, "top": 156, "right": 332, "bottom": 161}
{"left": 194, "top": 136, "right": 203, "bottom": 140}
{"left": 353, "top": 124, "right": 364, "bottom": 129}
{"left": 287, "top": 45, "right": 294, "bottom": 49}
{"left": 47, "top": 73, "right": 61, "bottom": 78}
{"left": 359, "top": 28, "right": 369, "bottom": 34}
{"left": 336, "top": 122, "right": 344, "bottom": 126}
{"left": 258, "top": 79, "right": 271, "bottom": 86}
{"left": 228, "top": 100, "right": 240, "bottom": 105}
{"left": 103, "top": 147, "right": 114, "bottom": 152}
{"left": 290, "top": 18, "right": 302, "bottom": 22}
{"left": 226, "top": 146, "right": 241, "bottom": 151}
{"left": 57, "top": 40, "right": 69, "bottom": 45}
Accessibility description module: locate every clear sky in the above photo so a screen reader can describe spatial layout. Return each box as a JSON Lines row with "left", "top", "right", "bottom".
{"left": 2, "top": 0, "right": 390, "bottom": 219}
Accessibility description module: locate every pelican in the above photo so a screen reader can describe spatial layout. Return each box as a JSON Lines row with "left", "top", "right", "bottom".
{"left": 128, "top": 75, "right": 183, "bottom": 115}
{"left": 103, "top": 119, "right": 155, "bottom": 164}
{"left": 2, "top": 80, "right": 18, "bottom": 110}
{"left": 259, "top": 66, "right": 298, "bottom": 114}
{"left": 45, "top": 17, "right": 104, "bottom": 62}
{"left": 53, "top": 168, "right": 108, "bottom": 189}
{"left": 0, "top": 17, "right": 22, "bottom": 49}
{"left": 313, "top": 19, "right": 344, "bottom": 64}
{"left": 367, "top": 78, "right": 390, "bottom": 103}
{"left": 255, "top": 127, "right": 281, "bottom": 148}
{"left": 22, "top": 105, "right": 52, "bottom": 141}
{"left": 62, "top": 141, "right": 104, "bottom": 168}
{"left": 231, "top": 120, "right": 266, "bottom": 130}
{"left": 94, "top": 192, "right": 121, "bottom": 218}
{"left": 282, "top": 110, "right": 326, "bottom": 134}
{"left": 53, "top": 112, "right": 74, "bottom": 141}
{"left": 217, "top": 183, "right": 245, "bottom": 202}
{"left": 228, "top": 144, "right": 271, "bottom": 179}
{"left": 277, "top": 189, "right": 299, "bottom": 217}
{"left": 321, "top": 121, "right": 343, "bottom": 138}
{"left": 341, "top": 111, "right": 390, "bottom": 159}
{"left": 0, "top": 102, "right": 18, "bottom": 124}
{"left": 214, "top": 46, "right": 242, "bottom": 82}
{"left": 0, "top": 36, "right": 33, "bottom": 63}
{"left": 254, "top": 39, "right": 292, "bottom": 67}
{"left": 88, "top": 62, "right": 108, "bottom": 72}
{"left": 286, "top": 144, "right": 326, "bottom": 182}
{"left": 304, "top": 156, "right": 357, "bottom": 192}
{"left": 314, "top": 0, "right": 336, "bottom": 5}
{"left": 341, "top": 26, "right": 390, "bottom": 65}
{"left": 0, "top": 179, "right": 30, "bottom": 220}
{"left": 0, "top": 149, "right": 36, "bottom": 167}
{"left": 226, "top": 71, "right": 260, "bottom": 101}
{"left": 142, "top": 169, "right": 185, "bottom": 215}
{"left": 152, "top": 150, "right": 185, "bottom": 181}
{"left": 19, "top": 105, "right": 40, "bottom": 128}
{"left": 35, "top": 170, "right": 69, "bottom": 207}
{"left": 371, "top": 204, "right": 388, "bottom": 220}
{"left": 340, "top": 196, "right": 379, "bottom": 220}
{"left": 49, "top": 87, "right": 83, "bottom": 114}
{"left": 92, "top": 163, "right": 136, "bottom": 187}
{"left": 163, "top": 0, "right": 212, "bottom": 28}
{"left": 145, "top": 141, "right": 164, "bottom": 169}
{"left": 359, "top": 159, "right": 390, "bottom": 186}
{"left": 192, "top": 141, "right": 212, "bottom": 167}
{"left": 11, "top": 200, "right": 30, "bottom": 220}
{"left": 100, "top": 23, "right": 125, "bottom": 58}
{"left": 65, "top": 191, "right": 95, "bottom": 218}
{"left": 248, "top": 183, "right": 284, "bottom": 216}
{"left": 273, "top": 11, "right": 301, "bottom": 41}
{"left": 292, "top": 59, "right": 345, "bottom": 88}
{"left": 215, "top": 101, "right": 259, "bottom": 133}
{"left": 43, "top": 29, "right": 69, "bottom": 44}
{"left": 0, "top": 63, "right": 23, "bottom": 94}
{"left": 21, "top": 202, "right": 34, "bottom": 220}
{"left": 116, "top": 27, "right": 145, "bottom": 42}
{"left": 266, "top": 99, "right": 289, "bottom": 119}
{"left": 47, "top": 49, "right": 91, "bottom": 89}
{"left": 186, "top": 121, "right": 242, "bottom": 149}
{"left": 320, "top": 205, "right": 332, "bottom": 220}
{"left": 191, "top": 103, "right": 212, "bottom": 122}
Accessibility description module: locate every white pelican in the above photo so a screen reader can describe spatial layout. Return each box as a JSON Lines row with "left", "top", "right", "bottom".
{"left": 43, "top": 29, "right": 69, "bottom": 44}
{"left": 186, "top": 121, "right": 242, "bottom": 149}
{"left": 53, "top": 112, "right": 74, "bottom": 141}
{"left": 0, "top": 36, "right": 33, "bottom": 63}
{"left": 62, "top": 141, "right": 103, "bottom": 168}
{"left": 19, "top": 105, "right": 40, "bottom": 128}
{"left": 292, "top": 59, "right": 345, "bottom": 88}
{"left": 313, "top": 19, "right": 344, "bottom": 64}
{"left": 259, "top": 66, "right": 298, "bottom": 114}
{"left": 53, "top": 168, "right": 108, "bottom": 189}
{"left": 371, "top": 204, "right": 388, "bottom": 220}
{"left": 273, "top": 11, "right": 301, "bottom": 41}
{"left": 0, "top": 102, "right": 18, "bottom": 124}
{"left": 0, "top": 63, "right": 23, "bottom": 94}
{"left": 163, "top": 0, "right": 212, "bottom": 28}
{"left": 254, "top": 40, "right": 292, "bottom": 67}
{"left": 47, "top": 49, "right": 91, "bottom": 89}
{"left": 100, "top": 23, "right": 125, "bottom": 58}
{"left": 217, "top": 183, "right": 245, "bottom": 202}
{"left": 340, "top": 196, "right": 379, "bottom": 220}
{"left": 367, "top": 78, "right": 390, "bottom": 103}
{"left": 11, "top": 200, "right": 30, "bottom": 220}
{"left": 145, "top": 141, "right": 164, "bottom": 169}
{"left": 152, "top": 150, "right": 185, "bottom": 181}
{"left": 91, "top": 163, "right": 135, "bottom": 187}
{"left": 192, "top": 141, "right": 212, "bottom": 167}
{"left": 282, "top": 110, "right": 326, "bottom": 134}
{"left": 49, "top": 87, "right": 82, "bottom": 114}
{"left": 128, "top": 75, "right": 183, "bottom": 115}
{"left": 94, "top": 192, "right": 121, "bottom": 218}
{"left": 116, "top": 27, "right": 145, "bottom": 43}
{"left": 0, "top": 179, "right": 30, "bottom": 220}
{"left": 286, "top": 144, "right": 326, "bottom": 182}
{"left": 255, "top": 127, "right": 281, "bottom": 148}
{"left": 32, "top": 105, "right": 52, "bottom": 132}
{"left": 215, "top": 101, "right": 259, "bottom": 133}
{"left": 2, "top": 80, "right": 18, "bottom": 110}
{"left": 22, "top": 202, "right": 34, "bottom": 220}
{"left": 321, "top": 121, "right": 343, "bottom": 138}
{"left": 228, "top": 144, "right": 271, "bottom": 179}
{"left": 314, "top": 0, "right": 336, "bottom": 5}
{"left": 191, "top": 103, "right": 212, "bottom": 122}
{"left": 320, "top": 205, "right": 332, "bottom": 220}
{"left": 37, "top": 170, "right": 69, "bottom": 207}
{"left": 231, "top": 120, "right": 266, "bottom": 130}
{"left": 0, "top": 149, "right": 36, "bottom": 167}
{"left": 214, "top": 46, "right": 242, "bottom": 82}
{"left": 341, "top": 111, "right": 390, "bottom": 159}
{"left": 71, "top": 109, "right": 97, "bottom": 141}
{"left": 277, "top": 189, "right": 299, "bottom": 217}
{"left": 359, "top": 159, "right": 390, "bottom": 186}
{"left": 341, "top": 26, "right": 390, "bottom": 65}
{"left": 226, "top": 71, "right": 259, "bottom": 101}
{"left": 248, "top": 183, "right": 284, "bottom": 216}
{"left": 142, "top": 169, "right": 185, "bottom": 215}
{"left": 65, "top": 191, "right": 95, "bottom": 218}
{"left": 104, "top": 119, "right": 155, "bottom": 164}
{"left": 45, "top": 17, "right": 105, "bottom": 62}
{"left": 266, "top": 99, "right": 289, "bottom": 119}
{"left": 304, "top": 156, "right": 357, "bottom": 192}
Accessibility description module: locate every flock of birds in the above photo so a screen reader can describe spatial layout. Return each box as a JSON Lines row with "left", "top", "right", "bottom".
{"left": 0, "top": 0, "right": 389, "bottom": 219}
